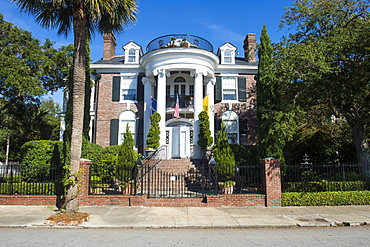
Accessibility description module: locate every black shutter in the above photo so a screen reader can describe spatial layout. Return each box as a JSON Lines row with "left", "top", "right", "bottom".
{"left": 238, "top": 77, "right": 246, "bottom": 102}
{"left": 112, "top": 76, "right": 120, "bottom": 101}
{"left": 215, "top": 76, "right": 222, "bottom": 102}
{"left": 136, "top": 118, "right": 144, "bottom": 150}
{"left": 110, "top": 119, "right": 119, "bottom": 145}
{"left": 136, "top": 74, "right": 144, "bottom": 101}
{"left": 239, "top": 119, "right": 248, "bottom": 145}
{"left": 214, "top": 119, "right": 222, "bottom": 143}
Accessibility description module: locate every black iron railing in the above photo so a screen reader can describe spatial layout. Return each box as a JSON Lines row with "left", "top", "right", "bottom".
{"left": 282, "top": 162, "right": 370, "bottom": 192}
{"left": 0, "top": 162, "right": 63, "bottom": 195}
{"left": 166, "top": 94, "right": 194, "bottom": 109}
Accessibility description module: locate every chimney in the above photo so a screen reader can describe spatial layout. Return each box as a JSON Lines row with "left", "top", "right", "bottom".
{"left": 243, "top": 33, "right": 256, "bottom": 62}
{"left": 103, "top": 33, "right": 117, "bottom": 60}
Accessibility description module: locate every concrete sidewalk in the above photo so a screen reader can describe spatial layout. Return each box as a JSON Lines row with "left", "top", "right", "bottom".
{"left": 0, "top": 205, "right": 369, "bottom": 228}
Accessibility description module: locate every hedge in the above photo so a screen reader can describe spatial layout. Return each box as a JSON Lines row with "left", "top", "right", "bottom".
{"left": 0, "top": 182, "right": 56, "bottom": 195}
{"left": 283, "top": 181, "right": 369, "bottom": 192}
{"left": 282, "top": 191, "right": 370, "bottom": 206}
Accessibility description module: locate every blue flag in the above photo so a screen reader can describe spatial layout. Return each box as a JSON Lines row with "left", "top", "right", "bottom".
{"left": 150, "top": 97, "right": 157, "bottom": 115}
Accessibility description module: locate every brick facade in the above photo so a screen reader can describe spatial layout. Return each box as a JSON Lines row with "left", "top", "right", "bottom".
{"left": 95, "top": 73, "right": 143, "bottom": 148}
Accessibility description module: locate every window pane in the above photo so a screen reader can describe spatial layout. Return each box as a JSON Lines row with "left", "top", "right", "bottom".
{"left": 222, "top": 77, "right": 237, "bottom": 100}
{"left": 227, "top": 133, "right": 238, "bottom": 144}
{"left": 121, "top": 76, "right": 136, "bottom": 100}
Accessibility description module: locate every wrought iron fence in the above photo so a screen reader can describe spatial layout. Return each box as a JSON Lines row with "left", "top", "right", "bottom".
{"left": 89, "top": 161, "right": 262, "bottom": 197}
{"left": 0, "top": 162, "right": 63, "bottom": 195}
{"left": 282, "top": 162, "right": 370, "bottom": 193}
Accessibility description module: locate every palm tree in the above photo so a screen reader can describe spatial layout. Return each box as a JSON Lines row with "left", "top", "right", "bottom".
{"left": 13, "top": 0, "right": 137, "bottom": 213}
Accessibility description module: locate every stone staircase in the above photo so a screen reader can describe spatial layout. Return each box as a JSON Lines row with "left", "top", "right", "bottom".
{"left": 138, "top": 159, "right": 208, "bottom": 197}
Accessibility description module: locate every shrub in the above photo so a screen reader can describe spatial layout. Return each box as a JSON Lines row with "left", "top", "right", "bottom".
{"left": 0, "top": 182, "right": 55, "bottom": 195}
{"left": 283, "top": 181, "right": 369, "bottom": 192}
{"left": 90, "top": 145, "right": 120, "bottom": 179}
{"left": 198, "top": 111, "right": 213, "bottom": 149}
{"left": 146, "top": 112, "right": 161, "bottom": 150}
{"left": 81, "top": 139, "right": 103, "bottom": 165}
{"left": 20, "top": 140, "right": 64, "bottom": 182}
{"left": 230, "top": 144, "right": 259, "bottom": 165}
{"left": 213, "top": 121, "right": 236, "bottom": 181}
{"left": 282, "top": 191, "right": 370, "bottom": 206}
{"left": 116, "top": 124, "right": 138, "bottom": 183}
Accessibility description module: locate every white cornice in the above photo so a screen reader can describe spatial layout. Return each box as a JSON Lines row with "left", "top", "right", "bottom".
{"left": 141, "top": 48, "right": 219, "bottom": 77}
{"left": 216, "top": 64, "right": 258, "bottom": 75}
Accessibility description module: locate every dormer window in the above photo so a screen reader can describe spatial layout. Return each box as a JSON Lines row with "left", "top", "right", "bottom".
{"left": 123, "top": 41, "right": 142, "bottom": 64}
{"left": 218, "top": 42, "right": 236, "bottom": 64}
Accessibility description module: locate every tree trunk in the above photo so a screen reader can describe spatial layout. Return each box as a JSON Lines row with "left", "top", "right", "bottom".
{"left": 64, "top": 3, "right": 86, "bottom": 213}
{"left": 351, "top": 118, "right": 370, "bottom": 178}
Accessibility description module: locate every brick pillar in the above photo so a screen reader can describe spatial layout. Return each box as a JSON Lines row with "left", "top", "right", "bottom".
{"left": 79, "top": 159, "right": 92, "bottom": 200}
{"left": 261, "top": 158, "right": 281, "bottom": 207}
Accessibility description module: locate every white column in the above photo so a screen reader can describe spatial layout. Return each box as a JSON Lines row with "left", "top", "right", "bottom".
{"left": 206, "top": 77, "right": 216, "bottom": 145}
{"left": 154, "top": 69, "right": 168, "bottom": 147}
{"left": 142, "top": 77, "right": 155, "bottom": 147}
{"left": 191, "top": 70, "right": 204, "bottom": 148}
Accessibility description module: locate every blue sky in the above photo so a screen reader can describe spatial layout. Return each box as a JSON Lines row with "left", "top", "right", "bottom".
{"left": 3, "top": 0, "right": 295, "bottom": 104}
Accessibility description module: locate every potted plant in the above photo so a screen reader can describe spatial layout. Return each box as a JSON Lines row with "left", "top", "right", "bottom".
{"left": 120, "top": 182, "right": 135, "bottom": 195}
{"left": 180, "top": 38, "right": 190, "bottom": 47}
{"left": 219, "top": 180, "right": 236, "bottom": 194}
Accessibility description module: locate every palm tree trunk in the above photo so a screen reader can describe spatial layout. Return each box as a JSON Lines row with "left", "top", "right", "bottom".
{"left": 64, "top": 3, "right": 86, "bottom": 213}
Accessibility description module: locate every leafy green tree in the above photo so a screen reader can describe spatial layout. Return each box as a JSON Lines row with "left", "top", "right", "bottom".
{"left": 146, "top": 112, "right": 161, "bottom": 150}
{"left": 13, "top": 0, "right": 138, "bottom": 213}
{"left": 257, "top": 25, "right": 298, "bottom": 163}
{"left": 277, "top": 0, "right": 370, "bottom": 174}
{"left": 116, "top": 124, "right": 138, "bottom": 183}
{"left": 0, "top": 14, "right": 72, "bottom": 160}
{"left": 0, "top": 14, "right": 72, "bottom": 112}
{"left": 213, "top": 121, "right": 236, "bottom": 181}
{"left": 198, "top": 111, "right": 213, "bottom": 150}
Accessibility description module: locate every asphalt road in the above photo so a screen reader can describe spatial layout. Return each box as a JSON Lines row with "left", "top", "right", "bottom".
{"left": 0, "top": 226, "right": 369, "bottom": 246}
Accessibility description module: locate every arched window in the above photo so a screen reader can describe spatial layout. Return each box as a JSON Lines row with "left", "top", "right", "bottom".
{"left": 119, "top": 110, "right": 136, "bottom": 145}
{"left": 222, "top": 110, "right": 239, "bottom": 144}
{"left": 174, "top": 76, "right": 186, "bottom": 83}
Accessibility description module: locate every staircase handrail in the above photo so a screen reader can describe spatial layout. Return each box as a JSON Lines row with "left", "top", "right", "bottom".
{"left": 191, "top": 144, "right": 211, "bottom": 160}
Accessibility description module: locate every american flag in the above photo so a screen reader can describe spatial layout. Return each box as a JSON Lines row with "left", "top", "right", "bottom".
{"left": 173, "top": 94, "right": 180, "bottom": 118}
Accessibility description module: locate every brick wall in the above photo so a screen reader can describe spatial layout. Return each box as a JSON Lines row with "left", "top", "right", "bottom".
{"left": 95, "top": 73, "right": 143, "bottom": 147}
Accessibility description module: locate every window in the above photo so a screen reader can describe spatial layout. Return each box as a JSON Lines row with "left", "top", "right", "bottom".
{"left": 121, "top": 76, "right": 137, "bottom": 101}
{"left": 222, "top": 111, "right": 239, "bottom": 144}
{"left": 222, "top": 77, "right": 237, "bottom": 100}
{"left": 189, "top": 85, "right": 194, "bottom": 96}
{"left": 174, "top": 76, "right": 186, "bottom": 83}
{"left": 224, "top": 49, "right": 232, "bottom": 63}
{"left": 119, "top": 111, "right": 136, "bottom": 145}
{"left": 128, "top": 48, "right": 136, "bottom": 63}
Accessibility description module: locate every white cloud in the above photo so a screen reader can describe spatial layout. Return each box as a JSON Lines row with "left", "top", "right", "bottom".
{"left": 202, "top": 21, "right": 244, "bottom": 43}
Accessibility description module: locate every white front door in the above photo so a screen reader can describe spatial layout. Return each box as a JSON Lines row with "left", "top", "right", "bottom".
{"left": 171, "top": 127, "right": 189, "bottom": 158}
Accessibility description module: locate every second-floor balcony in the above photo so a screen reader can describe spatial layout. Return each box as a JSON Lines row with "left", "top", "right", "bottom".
{"left": 146, "top": 34, "right": 214, "bottom": 53}
{"left": 166, "top": 95, "right": 194, "bottom": 110}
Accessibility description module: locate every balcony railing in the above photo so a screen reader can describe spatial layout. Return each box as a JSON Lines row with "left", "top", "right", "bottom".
{"left": 146, "top": 34, "right": 214, "bottom": 53}
{"left": 166, "top": 95, "right": 194, "bottom": 109}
